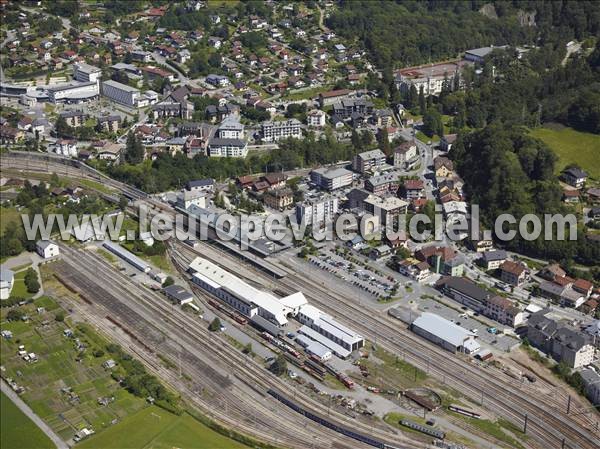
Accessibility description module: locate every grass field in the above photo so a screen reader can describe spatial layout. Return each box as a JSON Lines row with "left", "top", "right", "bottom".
{"left": 0, "top": 296, "right": 147, "bottom": 441}
{"left": 530, "top": 125, "right": 600, "bottom": 179}
{"left": 1, "top": 391, "right": 56, "bottom": 449}
{"left": 10, "top": 269, "right": 35, "bottom": 299}
{"left": 78, "top": 406, "right": 249, "bottom": 449}
{"left": 0, "top": 206, "right": 22, "bottom": 234}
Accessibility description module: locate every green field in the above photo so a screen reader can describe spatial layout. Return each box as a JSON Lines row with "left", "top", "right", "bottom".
{"left": 530, "top": 125, "right": 600, "bottom": 179}
{"left": 0, "top": 206, "right": 22, "bottom": 233}
{"left": 78, "top": 406, "right": 249, "bottom": 449}
{"left": 0, "top": 296, "right": 147, "bottom": 441}
{"left": 10, "top": 269, "right": 35, "bottom": 299}
{"left": 1, "top": 391, "right": 56, "bottom": 449}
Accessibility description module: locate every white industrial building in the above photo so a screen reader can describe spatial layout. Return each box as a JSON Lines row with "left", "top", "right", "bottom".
{"left": 36, "top": 240, "right": 59, "bottom": 259}
{"left": 102, "top": 241, "right": 151, "bottom": 273}
{"left": 101, "top": 80, "right": 142, "bottom": 107}
{"left": 295, "top": 333, "right": 332, "bottom": 361}
{"left": 73, "top": 62, "right": 102, "bottom": 83}
{"left": 189, "top": 257, "right": 307, "bottom": 326}
{"left": 47, "top": 81, "right": 99, "bottom": 104}
{"left": 297, "top": 304, "right": 364, "bottom": 358}
{"left": 411, "top": 312, "right": 480, "bottom": 354}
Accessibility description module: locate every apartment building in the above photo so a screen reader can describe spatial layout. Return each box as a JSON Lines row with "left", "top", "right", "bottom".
{"left": 307, "top": 109, "right": 326, "bottom": 127}
{"left": 364, "top": 172, "right": 400, "bottom": 196}
{"left": 295, "top": 196, "right": 339, "bottom": 226}
{"left": 261, "top": 119, "right": 302, "bottom": 142}
{"left": 352, "top": 149, "right": 386, "bottom": 174}
{"left": 499, "top": 260, "right": 528, "bottom": 286}
{"left": 528, "top": 312, "right": 595, "bottom": 368}
{"left": 310, "top": 167, "right": 353, "bottom": 191}
{"left": 436, "top": 276, "right": 524, "bottom": 327}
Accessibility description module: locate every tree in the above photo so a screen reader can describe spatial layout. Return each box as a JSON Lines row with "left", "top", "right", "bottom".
{"left": 208, "top": 317, "right": 222, "bottom": 332}
{"left": 418, "top": 86, "right": 426, "bottom": 115}
{"left": 24, "top": 268, "right": 40, "bottom": 294}
{"left": 242, "top": 343, "right": 252, "bottom": 355}
{"left": 270, "top": 353, "right": 287, "bottom": 376}
{"left": 422, "top": 107, "right": 443, "bottom": 138}
{"left": 55, "top": 311, "right": 65, "bottom": 322}
{"left": 7, "top": 309, "right": 24, "bottom": 321}
{"left": 55, "top": 115, "right": 72, "bottom": 138}
{"left": 125, "top": 133, "right": 144, "bottom": 164}
{"left": 118, "top": 195, "right": 128, "bottom": 211}
{"left": 162, "top": 276, "right": 175, "bottom": 288}
{"left": 377, "top": 128, "right": 391, "bottom": 156}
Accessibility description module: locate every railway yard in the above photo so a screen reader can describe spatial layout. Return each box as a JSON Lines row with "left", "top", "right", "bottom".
{"left": 1, "top": 151, "right": 600, "bottom": 449}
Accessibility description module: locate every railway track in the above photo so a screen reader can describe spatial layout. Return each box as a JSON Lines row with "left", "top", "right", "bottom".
{"left": 4, "top": 151, "right": 598, "bottom": 449}
{"left": 172, "top": 240, "right": 599, "bottom": 449}
{"left": 53, "top": 244, "right": 424, "bottom": 449}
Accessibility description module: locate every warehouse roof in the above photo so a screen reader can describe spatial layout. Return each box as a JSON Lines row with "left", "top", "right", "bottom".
{"left": 189, "top": 257, "right": 299, "bottom": 326}
{"left": 299, "top": 325, "right": 351, "bottom": 358}
{"left": 412, "top": 312, "right": 476, "bottom": 347}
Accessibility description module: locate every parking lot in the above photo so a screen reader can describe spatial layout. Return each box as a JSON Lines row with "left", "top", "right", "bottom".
{"left": 307, "top": 250, "right": 400, "bottom": 299}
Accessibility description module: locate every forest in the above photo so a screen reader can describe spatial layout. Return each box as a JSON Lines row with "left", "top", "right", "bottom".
{"left": 327, "top": 1, "right": 600, "bottom": 71}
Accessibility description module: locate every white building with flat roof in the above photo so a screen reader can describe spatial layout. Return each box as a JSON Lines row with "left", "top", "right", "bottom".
{"left": 101, "top": 80, "right": 141, "bottom": 107}
{"left": 74, "top": 62, "right": 102, "bottom": 83}
{"left": 412, "top": 312, "right": 480, "bottom": 354}
{"left": 296, "top": 304, "right": 364, "bottom": 357}
{"left": 261, "top": 119, "right": 302, "bottom": 142}
{"left": 310, "top": 167, "right": 353, "bottom": 191}
{"left": 189, "top": 257, "right": 307, "bottom": 326}
{"left": 295, "top": 196, "right": 338, "bottom": 226}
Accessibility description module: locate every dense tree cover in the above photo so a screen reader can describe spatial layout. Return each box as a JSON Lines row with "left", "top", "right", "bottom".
{"left": 327, "top": 1, "right": 600, "bottom": 71}
{"left": 24, "top": 268, "right": 40, "bottom": 294}
{"left": 124, "top": 133, "right": 144, "bottom": 165}
{"left": 451, "top": 124, "right": 599, "bottom": 264}
{"left": 104, "top": 340, "right": 180, "bottom": 413}
{"left": 108, "top": 131, "right": 358, "bottom": 192}
{"left": 240, "top": 31, "right": 268, "bottom": 52}
{"left": 435, "top": 42, "right": 600, "bottom": 134}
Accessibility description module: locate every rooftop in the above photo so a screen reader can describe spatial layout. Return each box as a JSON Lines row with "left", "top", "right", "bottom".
{"left": 412, "top": 312, "right": 476, "bottom": 347}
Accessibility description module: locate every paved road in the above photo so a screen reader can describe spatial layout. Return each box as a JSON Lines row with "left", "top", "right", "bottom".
{"left": 1, "top": 380, "right": 69, "bottom": 449}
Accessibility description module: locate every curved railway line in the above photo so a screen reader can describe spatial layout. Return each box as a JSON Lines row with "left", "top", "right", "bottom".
{"left": 54, "top": 243, "right": 423, "bottom": 449}
{"left": 172, "top": 239, "right": 600, "bottom": 449}
{"left": 2, "top": 151, "right": 599, "bottom": 449}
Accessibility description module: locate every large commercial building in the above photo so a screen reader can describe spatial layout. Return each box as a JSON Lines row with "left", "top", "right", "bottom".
{"left": 101, "top": 80, "right": 142, "bottom": 107}
{"left": 310, "top": 167, "right": 353, "bottom": 191}
{"left": 47, "top": 81, "right": 99, "bottom": 104}
{"left": 73, "top": 62, "right": 102, "bottom": 83}
{"left": 411, "top": 312, "right": 480, "bottom": 354}
{"left": 297, "top": 304, "right": 364, "bottom": 358}
{"left": 295, "top": 196, "right": 339, "bottom": 226}
{"left": 436, "top": 276, "right": 524, "bottom": 327}
{"left": 188, "top": 257, "right": 307, "bottom": 327}
{"left": 261, "top": 119, "right": 302, "bottom": 142}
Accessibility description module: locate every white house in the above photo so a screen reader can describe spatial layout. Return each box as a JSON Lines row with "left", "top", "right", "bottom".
{"left": 36, "top": 240, "right": 60, "bottom": 259}
{"left": 54, "top": 139, "right": 78, "bottom": 157}
{"left": 0, "top": 268, "right": 14, "bottom": 300}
